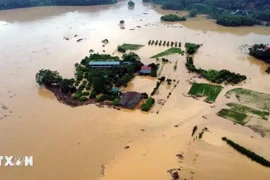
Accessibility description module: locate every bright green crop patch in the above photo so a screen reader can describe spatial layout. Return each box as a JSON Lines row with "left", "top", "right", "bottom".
{"left": 188, "top": 83, "right": 223, "bottom": 102}
{"left": 227, "top": 103, "right": 269, "bottom": 120}
{"left": 218, "top": 109, "right": 249, "bottom": 125}
{"left": 151, "top": 48, "right": 184, "bottom": 58}
{"left": 119, "top": 44, "right": 144, "bottom": 50}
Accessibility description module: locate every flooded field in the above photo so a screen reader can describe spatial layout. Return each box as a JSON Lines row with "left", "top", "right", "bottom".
{"left": 0, "top": 0, "right": 270, "bottom": 179}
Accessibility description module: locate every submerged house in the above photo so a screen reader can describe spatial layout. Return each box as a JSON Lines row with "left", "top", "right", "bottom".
{"left": 140, "top": 66, "right": 152, "bottom": 75}
{"left": 119, "top": 91, "right": 142, "bottom": 109}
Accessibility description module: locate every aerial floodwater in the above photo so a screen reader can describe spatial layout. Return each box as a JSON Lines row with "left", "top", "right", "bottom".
{"left": 0, "top": 0, "right": 270, "bottom": 179}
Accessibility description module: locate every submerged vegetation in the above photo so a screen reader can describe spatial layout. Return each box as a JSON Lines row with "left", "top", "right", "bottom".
{"left": 218, "top": 101, "right": 269, "bottom": 125}
{"left": 218, "top": 109, "right": 249, "bottom": 125}
{"left": 185, "top": 42, "right": 201, "bottom": 54}
{"left": 186, "top": 57, "right": 247, "bottom": 84}
{"left": 151, "top": 78, "right": 163, "bottom": 96}
{"left": 249, "top": 44, "right": 270, "bottom": 62}
{"left": 148, "top": 63, "right": 160, "bottom": 77}
{"left": 222, "top": 137, "right": 270, "bottom": 168}
{"left": 118, "top": 43, "right": 144, "bottom": 52}
{"left": 198, "top": 127, "right": 208, "bottom": 139}
{"left": 160, "top": 14, "right": 186, "bottom": 22}
{"left": 141, "top": 97, "right": 155, "bottom": 112}
{"left": 225, "top": 88, "right": 270, "bottom": 112}
{"left": 119, "top": 44, "right": 144, "bottom": 51}
{"left": 191, "top": 126, "right": 198, "bottom": 137}
{"left": 188, "top": 83, "right": 223, "bottom": 103}
{"left": 151, "top": 48, "right": 184, "bottom": 58}
{"left": 227, "top": 103, "right": 269, "bottom": 120}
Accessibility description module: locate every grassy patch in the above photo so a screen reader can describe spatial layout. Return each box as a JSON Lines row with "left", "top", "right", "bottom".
{"left": 218, "top": 109, "right": 249, "bottom": 125}
{"left": 119, "top": 43, "right": 144, "bottom": 50}
{"left": 226, "top": 88, "right": 270, "bottom": 112}
{"left": 188, "top": 83, "right": 223, "bottom": 102}
{"left": 151, "top": 48, "right": 184, "bottom": 58}
{"left": 227, "top": 103, "right": 269, "bottom": 120}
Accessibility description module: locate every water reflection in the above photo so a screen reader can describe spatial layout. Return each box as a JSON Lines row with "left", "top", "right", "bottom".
{"left": 38, "top": 87, "right": 56, "bottom": 100}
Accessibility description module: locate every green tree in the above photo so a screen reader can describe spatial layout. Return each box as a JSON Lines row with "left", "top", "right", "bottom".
{"left": 60, "top": 78, "right": 76, "bottom": 93}
{"left": 128, "top": 1, "right": 135, "bottom": 6}
{"left": 92, "top": 76, "right": 106, "bottom": 93}
{"left": 113, "top": 98, "right": 120, "bottom": 106}
{"left": 36, "top": 69, "right": 62, "bottom": 86}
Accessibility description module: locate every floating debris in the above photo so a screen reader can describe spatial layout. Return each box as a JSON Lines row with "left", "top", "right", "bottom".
{"left": 76, "top": 38, "right": 84, "bottom": 42}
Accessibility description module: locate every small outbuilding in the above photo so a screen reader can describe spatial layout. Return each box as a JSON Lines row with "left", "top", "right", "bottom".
{"left": 140, "top": 66, "right": 152, "bottom": 75}
{"left": 119, "top": 91, "right": 142, "bottom": 109}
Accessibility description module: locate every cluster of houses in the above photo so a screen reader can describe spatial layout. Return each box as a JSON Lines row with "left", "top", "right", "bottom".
{"left": 88, "top": 61, "right": 152, "bottom": 109}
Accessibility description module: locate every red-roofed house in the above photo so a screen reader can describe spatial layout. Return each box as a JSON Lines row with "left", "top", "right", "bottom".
{"left": 264, "top": 45, "right": 270, "bottom": 51}
{"left": 140, "top": 66, "right": 152, "bottom": 74}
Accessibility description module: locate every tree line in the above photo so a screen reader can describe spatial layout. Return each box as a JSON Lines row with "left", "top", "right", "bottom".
{"left": 185, "top": 57, "right": 247, "bottom": 84}
{"left": 216, "top": 15, "right": 261, "bottom": 26}
{"left": 222, "top": 137, "right": 270, "bottom": 168}
{"left": 152, "top": 0, "right": 270, "bottom": 26}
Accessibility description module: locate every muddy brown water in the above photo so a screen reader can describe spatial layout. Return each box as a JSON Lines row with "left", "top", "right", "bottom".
{"left": 0, "top": 0, "right": 270, "bottom": 179}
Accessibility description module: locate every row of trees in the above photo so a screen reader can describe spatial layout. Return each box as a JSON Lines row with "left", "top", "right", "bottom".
{"left": 185, "top": 57, "right": 247, "bottom": 84}
{"left": 0, "top": 0, "right": 117, "bottom": 10}
{"left": 148, "top": 40, "right": 182, "bottom": 47}
{"left": 222, "top": 137, "right": 270, "bottom": 167}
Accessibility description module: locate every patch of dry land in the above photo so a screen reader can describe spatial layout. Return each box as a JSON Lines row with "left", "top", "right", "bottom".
{"left": 0, "top": 0, "right": 270, "bottom": 180}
